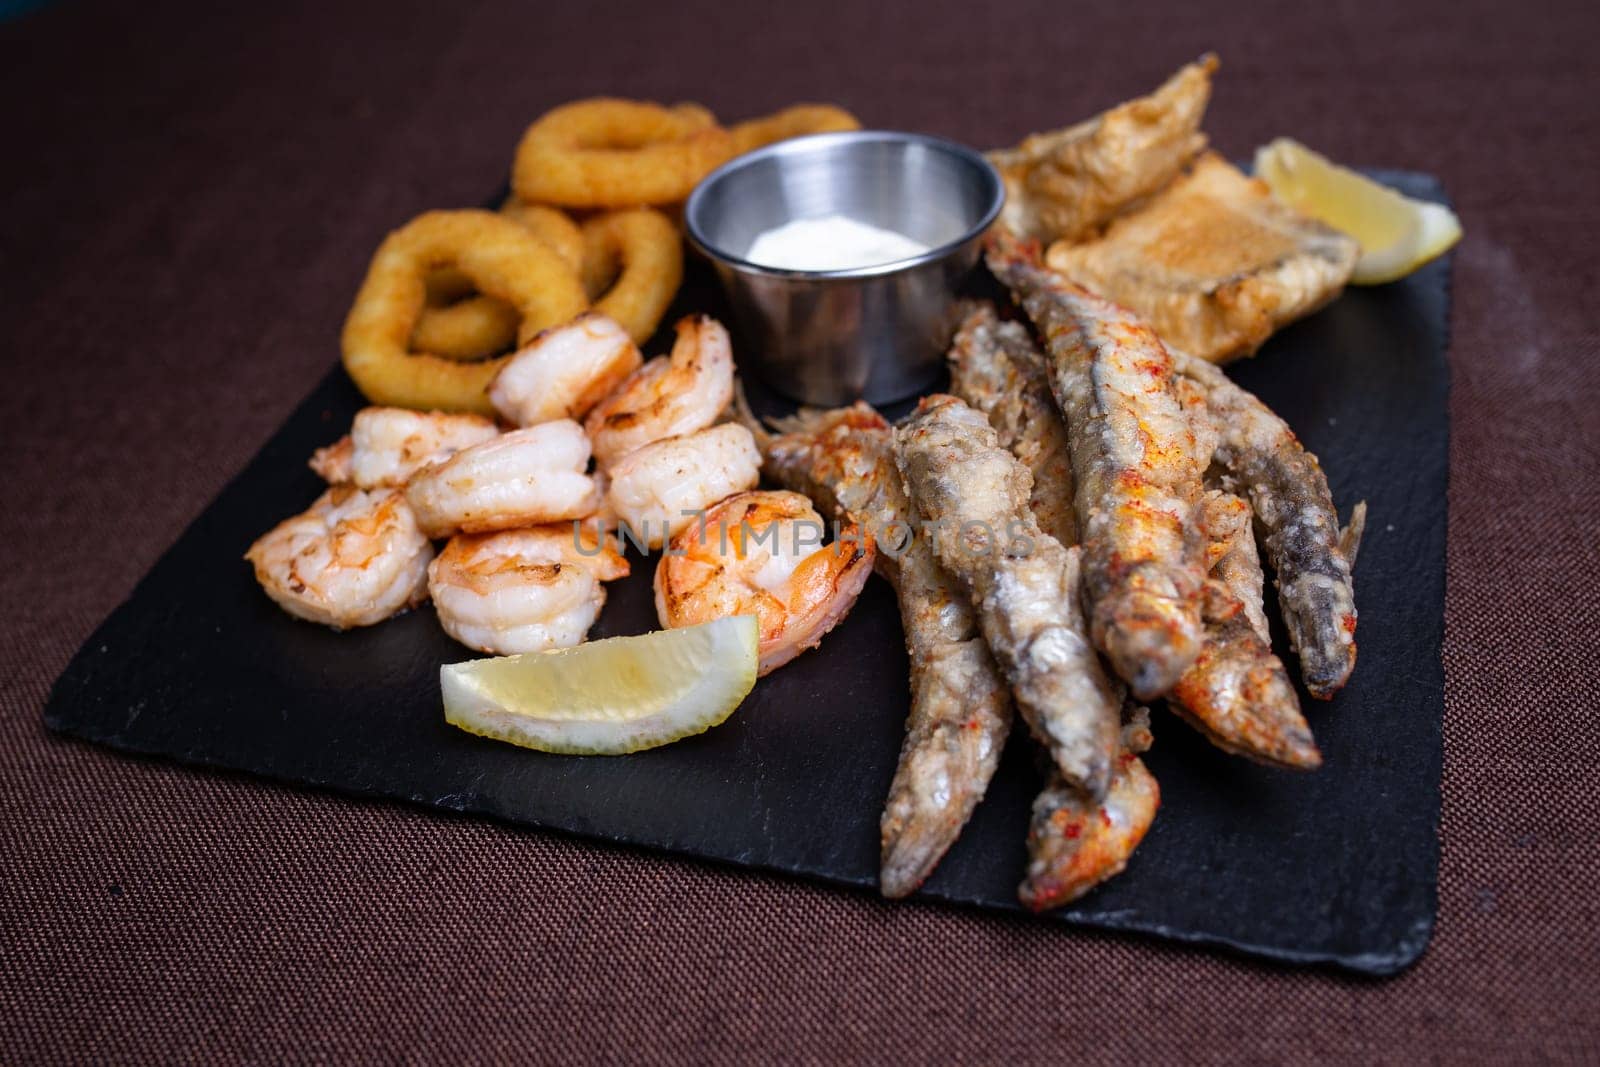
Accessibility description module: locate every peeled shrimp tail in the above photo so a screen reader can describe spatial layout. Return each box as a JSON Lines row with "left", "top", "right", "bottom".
{"left": 309, "top": 436, "right": 354, "bottom": 484}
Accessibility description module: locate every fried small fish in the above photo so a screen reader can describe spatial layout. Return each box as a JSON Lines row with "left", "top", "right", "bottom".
{"left": 1174, "top": 352, "right": 1365, "bottom": 698}
{"left": 1167, "top": 491, "right": 1321, "bottom": 768}
{"left": 947, "top": 303, "right": 1077, "bottom": 546}
{"left": 757, "top": 403, "right": 1012, "bottom": 899}
{"left": 951, "top": 309, "right": 1317, "bottom": 767}
{"left": 1201, "top": 487, "right": 1269, "bottom": 643}
{"left": 1020, "top": 706, "right": 1159, "bottom": 911}
{"left": 895, "top": 395, "right": 1122, "bottom": 798}
{"left": 987, "top": 233, "right": 1208, "bottom": 701}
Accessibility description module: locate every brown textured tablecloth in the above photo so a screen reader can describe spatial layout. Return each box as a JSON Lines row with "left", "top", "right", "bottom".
{"left": 2, "top": 0, "right": 1596, "bottom": 1061}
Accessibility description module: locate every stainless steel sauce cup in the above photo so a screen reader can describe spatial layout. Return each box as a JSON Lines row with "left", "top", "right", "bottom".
{"left": 685, "top": 131, "right": 1004, "bottom": 406}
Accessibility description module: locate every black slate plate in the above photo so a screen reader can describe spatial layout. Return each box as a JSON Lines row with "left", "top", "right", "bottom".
{"left": 45, "top": 171, "right": 1450, "bottom": 977}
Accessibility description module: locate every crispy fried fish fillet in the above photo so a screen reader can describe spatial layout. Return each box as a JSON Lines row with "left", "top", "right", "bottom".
{"left": 1174, "top": 352, "right": 1365, "bottom": 697}
{"left": 1021, "top": 706, "right": 1159, "bottom": 911}
{"left": 988, "top": 55, "right": 1216, "bottom": 244}
{"left": 1045, "top": 153, "right": 1359, "bottom": 363}
{"left": 986, "top": 233, "right": 1208, "bottom": 701}
{"left": 756, "top": 403, "right": 1012, "bottom": 899}
{"left": 947, "top": 303, "right": 1077, "bottom": 546}
{"left": 896, "top": 394, "right": 1122, "bottom": 798}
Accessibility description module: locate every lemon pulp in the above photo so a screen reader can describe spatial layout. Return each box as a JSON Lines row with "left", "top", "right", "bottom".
{"left": 1254, "top": 137, "right": 1462, "bottom": 285}
{"left": 441, "top": 615, "right": 759, "bottom": 755}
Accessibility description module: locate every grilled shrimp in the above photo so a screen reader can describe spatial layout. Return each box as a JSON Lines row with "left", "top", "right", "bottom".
{"left": 654, "top": 490, "right": 874, "bottom": 676}
{"left": 754, "top": 402, "right": 1012, "bottom": 899}
{"left": 1020, "top": 707, "right": 1160, "bottom": 911}
{"left": 947, "top": 303, "right": 1077, "bottom": 546}
{"left": 429, "top": 524, "right": 628, "bottom": 655}
{"left": 895, "top": 394, "right": 1123, "bottom": 799}
{"left": 606, "top": 423, "right": 761, "bottom": 549}
{"left": 987, "top": 232, "right": 1209, "bottom": 700}
{"left": 488, "top": 312, "right": 643, "bottom": 427}
{"left": 245, "top": 486, "right": 432, "bottom": 629}
{"left": 309, "top": 408, "right": 500, "bottom": 488}
{"left": 1173, "top": 350, "right": 1365, "bottom": 698}
{"left": 404, "top": 420, "right": 600, "bottom": 538}
{"left": 585, "top": 314, "right": 734, "bottom": 468}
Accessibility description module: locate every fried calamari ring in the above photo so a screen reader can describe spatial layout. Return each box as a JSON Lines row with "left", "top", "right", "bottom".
{"left": 425, "top": 203, "right": 584, "bottom": 301}
{"left": 412, "top": 287, "right": 522, "bottom": 363}
{"left": 500, "top": 199, "right": 586, "bottom": 270}
{"left": 511, "top": 98, "right": 735, "bottom": 208}
{"left": 414, "top": 201, "right": 586, "bottom": 362}
{"left": 342, "top": 210, "right": 588, "bottom": 415}
{"left": 729, "top": 104, "right": 861, "bottom": 155}
{"left": 578, "top": 208, "right": 683, "bottom": 344}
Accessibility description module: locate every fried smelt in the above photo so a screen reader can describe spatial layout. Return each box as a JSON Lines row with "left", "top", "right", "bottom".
{"left": 895, "top": 395, "right": 1121, "bottom": 798}
{"left": 1167, "top": 493, "right": 1321, "bottom": 768}
{"left": 951, "top": 308, "right": 1318, "bottom": 767}
{"left": 1174, "top": 352, "right": 1364, "bottom": 698}
{"left": 757, "top": 403, "right": 1012, "bottom": 898}
{"left": 947, "top": 303, "right": 1077, "bottom": 546}
{"left": 1020, "top": 706, "right": 1160, "bottom": 911}
{"left": 986, "top": 233, "right": 1208, "bottom": 701}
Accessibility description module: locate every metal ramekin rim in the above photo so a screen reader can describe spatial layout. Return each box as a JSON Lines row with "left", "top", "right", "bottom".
{"left": 684, "top": 130, "right": 1005, "bottom": 282}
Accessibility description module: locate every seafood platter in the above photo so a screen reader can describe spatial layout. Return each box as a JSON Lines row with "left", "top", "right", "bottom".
{"left": 47, "top": 57, "right": 1456, "bottom": 974}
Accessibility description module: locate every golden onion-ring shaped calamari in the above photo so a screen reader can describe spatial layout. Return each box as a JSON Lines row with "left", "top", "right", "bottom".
{"left": 511, "top": 98, "right": 734, "bottom": 208}
{"left": 414, "top": 202, "right": 586, "bottom": 362}
{"left": 578, "top": 208, "right": 683, "bottom": 344}
{"left": 729, "top": 104, "right": 861, "bottom": 155}
{"left": 340, "top": 210, "right": 588, "bottom": 414}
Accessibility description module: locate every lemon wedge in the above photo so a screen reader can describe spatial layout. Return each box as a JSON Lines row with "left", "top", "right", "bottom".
{"left": 1254, "top": 137, "right": 1462, "bottom": 285}
{"left": 441, "top": 615, "right": 759, "bottom": 755}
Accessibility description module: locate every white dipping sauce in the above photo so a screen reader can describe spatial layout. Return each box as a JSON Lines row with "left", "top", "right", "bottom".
{"left": 744, "top": 214, "right": 929, "bottom": 271}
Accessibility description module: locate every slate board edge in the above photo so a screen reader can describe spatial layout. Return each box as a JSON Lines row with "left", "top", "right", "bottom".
{"left": 41, "top": 707, "right": 1427, "bottom": 978}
